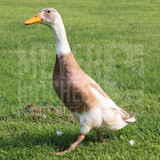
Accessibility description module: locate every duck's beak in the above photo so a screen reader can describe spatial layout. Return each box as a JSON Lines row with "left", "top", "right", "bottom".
{"left": 24, "top": 13, "right": 42, "bottom": 26}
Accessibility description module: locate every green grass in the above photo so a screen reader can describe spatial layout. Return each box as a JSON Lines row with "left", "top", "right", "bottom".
{"left": 0, "top": 0, "right": 160, "bottom": 159}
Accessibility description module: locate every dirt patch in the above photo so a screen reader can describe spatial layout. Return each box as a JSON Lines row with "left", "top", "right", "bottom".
{"left": 20, "top": 104, "right": 44, "bottom": 114}
{"left": 19, "top": 104, "right": 74, "bottom": 123}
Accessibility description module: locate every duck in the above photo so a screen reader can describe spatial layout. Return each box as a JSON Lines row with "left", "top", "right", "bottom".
{"left": 24, "top": 8, "right": 136, "bottom": 155}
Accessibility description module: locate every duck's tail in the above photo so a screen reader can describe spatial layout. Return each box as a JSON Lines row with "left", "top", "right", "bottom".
{"left": 125, "top": 115, "right": 136, "bottom": 123}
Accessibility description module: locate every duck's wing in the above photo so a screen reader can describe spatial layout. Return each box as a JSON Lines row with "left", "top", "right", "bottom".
{"left": 88, "top": 76, "right": 110, "bottom": 99}
{"left": 88, "top": 76, "right": 136, "bottom": 122}
{"left": 87, "top": 75, "right": 131, "bottom": 118}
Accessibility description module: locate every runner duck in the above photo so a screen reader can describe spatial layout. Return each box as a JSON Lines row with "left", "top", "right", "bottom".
{"left": 24, "top": 8, "right": 136, "bottom": 155}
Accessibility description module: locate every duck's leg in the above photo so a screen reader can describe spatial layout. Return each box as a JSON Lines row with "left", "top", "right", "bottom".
{"left": 97, "top": 132, "right": 109, "bottom": 142}
{"left": 56, "top": 134, "right": 85, "bottom": 155}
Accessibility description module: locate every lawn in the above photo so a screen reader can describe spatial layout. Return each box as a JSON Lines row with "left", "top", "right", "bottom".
{"left": 0, "top": 0, "right": 160, "bottom": 159}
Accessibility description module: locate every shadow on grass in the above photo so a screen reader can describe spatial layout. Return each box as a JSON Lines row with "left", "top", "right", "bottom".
{"left": 0, "top": 130, "right": 101, "bottom": 152}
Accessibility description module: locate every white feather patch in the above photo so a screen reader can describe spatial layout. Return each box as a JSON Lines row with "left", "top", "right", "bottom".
{"left": 56, "top": 130, "right": 63, "bottom": 136}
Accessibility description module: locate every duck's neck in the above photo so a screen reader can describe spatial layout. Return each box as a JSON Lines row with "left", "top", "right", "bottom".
{"left": 50, "top": 19, "right": 71, "bottom": 55}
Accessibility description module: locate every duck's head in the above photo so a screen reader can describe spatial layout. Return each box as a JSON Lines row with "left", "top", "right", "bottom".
{"left": 24, "top": 8, "right": 61, "bottom": 27}
{"left": 24, "top": 8, "right": 71, "bottom": 55}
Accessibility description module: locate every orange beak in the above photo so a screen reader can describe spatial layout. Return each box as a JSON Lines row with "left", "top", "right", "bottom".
{"left": 24, "top": 13, "right": 42, "bottom": 26}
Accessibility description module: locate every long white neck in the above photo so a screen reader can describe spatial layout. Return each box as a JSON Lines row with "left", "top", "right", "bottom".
{"left": 50, "top": 18, "right": 71, "bottom": 55}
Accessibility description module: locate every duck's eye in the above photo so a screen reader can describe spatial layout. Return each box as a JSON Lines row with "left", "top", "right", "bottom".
{"left": 47, "top": 10, "right": 50, "bottom": 13}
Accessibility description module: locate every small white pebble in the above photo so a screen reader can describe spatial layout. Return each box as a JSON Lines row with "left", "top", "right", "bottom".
{"left": 43, "top": 114, "right": 47, "bottom": 118}
{"left": 56, "top": 130, "right": 63, "bottom": 136}
{"left": 129, "top": 140, "right": 135, "bottom": 145}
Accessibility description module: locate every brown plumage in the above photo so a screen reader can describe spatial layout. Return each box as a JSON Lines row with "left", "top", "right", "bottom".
{"left": 53, "top": 52, "right": 102, "bottom": 113}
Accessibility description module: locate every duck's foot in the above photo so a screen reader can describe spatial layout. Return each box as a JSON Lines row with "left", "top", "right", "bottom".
{"left": 56, "top": 134, "right": 85, "bottom": 155}
{"left": 97, "top": 132, "right": 109, "bottom": 142}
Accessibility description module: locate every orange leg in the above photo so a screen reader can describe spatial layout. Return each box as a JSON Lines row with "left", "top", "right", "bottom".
{"left": 97, "top": 132, "right": 108, "bottom": 142}
{"left": 56, "top": 134, "right": 85, "bottom": 155}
